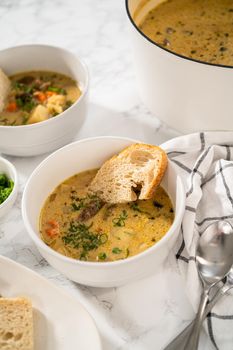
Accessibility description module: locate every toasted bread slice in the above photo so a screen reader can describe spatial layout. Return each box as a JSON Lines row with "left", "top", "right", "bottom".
{"left": 0, "top": 69, "right": 11, "bottom": 112}
{"left": 0, "top": 297, "right": 34, "bottom": 350}
{"left": 89, "top": 143, "right": 168, "bottom": 203}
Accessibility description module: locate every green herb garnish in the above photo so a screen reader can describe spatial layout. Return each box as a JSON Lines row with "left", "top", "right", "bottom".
{"left": 130, "top": 202, "right": 144, "bottom": 213}
{"left": 98, "top": 252, "right": 107, "bottom": 260}
{"left": 62, "top": 222, "right": 108, "bottom": 258}
{"left": 71, "top": 200, "right": 85, "bottom": 211}
{"left": 64, "top": 100, "right": 73, "bottom": 110}
{"left": 80, "top": 251, "right": 87, "bottom": 261}
{"left": 16, "top": 94, "right": 36, "bottom": 112}
{"left": 71, "top": 193, "right": 102, "bottom": 211}
{"left": 47, "top": 86, "right": 66, "bottom": 95}
{"left": 22, "top": 100, "right": 36, "bottom": 112}
{"left": 112, "top": 247, "right": 122, "bottom": 254}
{"left": 22, "top": 114, "right": 29, "bottom": 125}
{"left": 112, "top": 210, "right": 128, "bottom": 227}
{"left": 129, "top": 202, "right": 151, "bottom": 216}
{"left": 99, "top": 233, "right": 108, "bottom": 244}
{"left": 0, "top": 174, "right": 14, "bottom": 205}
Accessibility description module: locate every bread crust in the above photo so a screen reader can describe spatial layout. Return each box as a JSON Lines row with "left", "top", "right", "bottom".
{"left": 89, "top": 143, "right": 168, "bottom": 203}
{"left": 0, "top": 69, "right": 11, "bottom": 112}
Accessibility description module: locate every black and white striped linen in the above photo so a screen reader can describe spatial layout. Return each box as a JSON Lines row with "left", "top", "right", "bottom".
{"left": 162, "top": 132, "right": 233, "bottom": 350}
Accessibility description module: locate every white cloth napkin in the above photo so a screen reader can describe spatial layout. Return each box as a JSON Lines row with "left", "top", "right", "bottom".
{"left": 162, "top": 131, "right": 233, "bottom": 350}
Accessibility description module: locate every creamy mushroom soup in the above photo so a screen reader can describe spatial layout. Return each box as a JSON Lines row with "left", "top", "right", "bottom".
{"left": 40, "top": 169, "right": 174, "bottom": 262}
{"left": 139, "top": 0, "right": 233, "bottom": 66}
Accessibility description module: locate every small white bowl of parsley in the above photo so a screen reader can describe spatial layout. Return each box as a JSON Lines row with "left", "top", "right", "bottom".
{"left": 0, "top": 157, "right": 18, "bottom": 218}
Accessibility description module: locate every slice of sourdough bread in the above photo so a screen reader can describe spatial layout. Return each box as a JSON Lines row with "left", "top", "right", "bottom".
{"left": 0, "top": 297, "right": 34, "bottom": 350}
{"left": 0, "top": 69, "right": 11, "bottom": 112}
{"left": 89, "top": 143, "right": 168, "bottom": 203}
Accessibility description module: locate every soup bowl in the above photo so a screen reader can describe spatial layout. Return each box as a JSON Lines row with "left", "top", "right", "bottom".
{"left": 126, "top": 0, "right": 233, "bottom": 133}
{"left": 0, "top": 44, "right": 89, "bottom": 156}
{"left": 0, "top": 157, "right": 18, "bottom": 218}
{"left": 22, "top": 136, "right": 185, "bottom": 287}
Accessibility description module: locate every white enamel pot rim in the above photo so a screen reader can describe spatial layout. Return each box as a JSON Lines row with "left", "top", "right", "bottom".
{"left": 0, "top": 44, "right": 89, "bottom": 131}
{"left": 125, "top": 0, "right": 233, "bottom": 134}
{"left": 22, "top": 135, "right": 185, "bottom": 270}
{"left": 125, "top": 0, "right": 233, "bottom": 70}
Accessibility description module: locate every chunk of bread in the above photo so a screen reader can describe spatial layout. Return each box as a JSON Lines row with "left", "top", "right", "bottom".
{"left": 0, "top": 297, "right": 34, "bottom": 350}
{"left": 89, "top": 143, "right": 168, "bottom": 203}
{"left": 27, "top": 104, "right": 49, "bottom": 124}
{"left": 0, "top": 69, "right": 11, "bottom": 112}
{"left": 47, "top": 94, "right": 66, "bottom": 114}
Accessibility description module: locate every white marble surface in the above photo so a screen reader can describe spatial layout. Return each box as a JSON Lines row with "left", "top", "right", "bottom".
{"left": 0, "top": 1, "right": 214, "bottom": 349}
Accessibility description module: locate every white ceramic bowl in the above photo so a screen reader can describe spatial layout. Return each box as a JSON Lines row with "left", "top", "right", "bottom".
{"left": 22, "top": 136, "right": 185, "bottom": 287}
{"left": 0, "top": 157, "right": 18, "bottom": 218}
{"left": 126, "top": 0, "right": 233, "bottom": 133}
{"left": 0, "top": 44, "right": 89, "bottom": 156}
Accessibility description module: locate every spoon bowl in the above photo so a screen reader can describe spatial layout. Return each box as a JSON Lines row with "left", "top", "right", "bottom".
{"left": 184, "top": 220, "right": 233, "bottom": 350}
{"left": 197, "top": 221, "right": 233, "bottom": 284}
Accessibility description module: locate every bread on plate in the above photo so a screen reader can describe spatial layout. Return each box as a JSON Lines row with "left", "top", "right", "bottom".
{"left": 0, "top": 297, "right": 34, "bottom": 350}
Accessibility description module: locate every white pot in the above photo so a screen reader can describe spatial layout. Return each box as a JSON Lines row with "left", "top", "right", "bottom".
{"left": 22, "top": 136, "right": 185, "bottom": 287}
{"left": 0, "top": 45, "right": 89, "bottom": 156}
{"left": 126, "top": 0, "right": 233, "bottom": 133}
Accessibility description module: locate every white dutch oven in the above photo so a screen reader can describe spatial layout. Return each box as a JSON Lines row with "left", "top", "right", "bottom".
{"left": 22, "top": 136, "right": 185, "bottom": 287}
{"left": 126, "top": 0, "right": 233, "bottom": 133}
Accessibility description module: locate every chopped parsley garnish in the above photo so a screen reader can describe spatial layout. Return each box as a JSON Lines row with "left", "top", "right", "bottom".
{"left": 130, "top": 202, "right": 143, "bottom": 212}
{"left": 71, "top": 200, "right": 85, "bottom": 211}
{"left": 16, "top": 94, "right": 36, "bottom": 112}
{"left": 64, "top": 100, "right": 73, "bottom": 110}
{"left": 129, "top": 202, "right": 151, "bottom": 216}
{"left": 22, "top": 114, "right": 29, "bottom": 125}
{"left": 71, "top": 193, "right": 102, "bottom": 211}
{"left": 62, "top": 222, "right": 108, "bottom": 258}
{"left": 112, "top": 247, "right": 122, "bottom": 254}
{"left": 98, "top": 252, "right": 107, "bottom": 260}
{"left": 0, "top": 174, "right": 14, "bottom": 205}
{"left": 112, "top": 210, "right": 128, "bottom": 227}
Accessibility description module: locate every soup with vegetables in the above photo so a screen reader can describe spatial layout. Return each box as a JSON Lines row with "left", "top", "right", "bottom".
{"left": 139, "top": 0, "right": 233, "bottom": 66}
{"left": 40, "top": 169, "right": 174, "bottom": 262}
{"left": 0, "top": 71, "right": 81, "bottom": 126}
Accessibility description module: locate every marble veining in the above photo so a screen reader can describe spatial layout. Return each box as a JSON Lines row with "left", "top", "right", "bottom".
{"left": 0, "top": 0, "right": 214, "bottom": 349}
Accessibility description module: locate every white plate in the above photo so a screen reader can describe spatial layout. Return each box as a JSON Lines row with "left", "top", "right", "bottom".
{"left": 0, "top": 255, "right": 102, "bottom": 350}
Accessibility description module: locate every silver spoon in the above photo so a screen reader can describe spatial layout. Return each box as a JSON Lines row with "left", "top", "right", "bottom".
{"left": 164, "top": 220, "right": 233, "bottom": 350}
{"left": 164, "top": 266, "right": 233, "bottom": 350}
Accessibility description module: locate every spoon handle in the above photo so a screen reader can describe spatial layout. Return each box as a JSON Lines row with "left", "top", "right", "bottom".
{"left": 164, "top": 284, "right": 233, "bottom": 350}
{"left": 163, "top": 284, "right": 232, "bottom": 350}
{"left": 182, "top": 290, "right": 209, "bottom": 349}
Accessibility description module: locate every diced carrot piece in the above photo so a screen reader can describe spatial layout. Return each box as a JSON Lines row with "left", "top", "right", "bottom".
{"left": 46, "top": 228, "right": 58, "bottom": 237}
{"left": 35, "top": 92, "right": 47, "bottom": 102}
{"left": 45, "top": 91, "right": 57, "bottom": 98}
{"left": 47, "top": 219, "right": 59, "bottom": 228}
{"left": 6, "top": 102, "right": 17, "bottom": 112}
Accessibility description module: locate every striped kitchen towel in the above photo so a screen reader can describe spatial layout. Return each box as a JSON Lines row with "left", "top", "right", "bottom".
{"left": 162, "top": 131, "right": 233, "bottom": 350}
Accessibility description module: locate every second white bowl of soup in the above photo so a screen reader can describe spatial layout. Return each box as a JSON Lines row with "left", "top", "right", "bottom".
{"left": 126, "top": 0, "right": 233, "bottom": 133}
{"left": 0, "top": 45, "right": 88, "bottom": 156}
{"left": 22, "top": 136, "right": 185, "bottom": 287}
